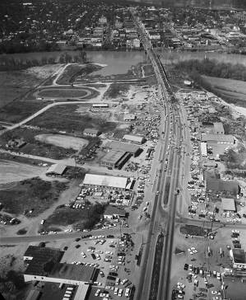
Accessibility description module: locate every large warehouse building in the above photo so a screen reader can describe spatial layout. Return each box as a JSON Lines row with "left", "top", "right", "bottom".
{"left": 83, "top": 174, "right": 134, "bottom": 190}
{"left": 101, "top": 150, "right": 131, "bottom": 169}
{"left": 106, "top": 141, "right": 141, "bottom": 156}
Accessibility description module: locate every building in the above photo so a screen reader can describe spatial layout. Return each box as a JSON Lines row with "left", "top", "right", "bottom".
{"left": 124, "top": 114, "right": 136, "bottom": 121}
{"left": 221, "top": 197, "right": 236, "bottom": 212}
{"left": 101, "top": 150, "right": 131, "bottom": 169}
{"left": 106, "top": 141, "right": 141, "bottom": 157}
{"left": 123, "top": 134, "right": 145, "bottom": 144}
{"left": 230, "top": 249, "right": 246, "bottom": 269}
{"left": 213, "top": 122, "right": 225, "bottom": 134}
{"left": 200, "top": 142, "right": 207, "bottom": 157}
{"left": 46, "top": 164, "right": 67, "bottom": 176}
{"left": 83, "top": 128, "right": 100, "bottom": 137}
{"left": 83, "top": 174, "right": 134, "bottom": 190}
{"left": 104, "top": 205, "right": 126, "bottom": 219}
{"left": 201, "top": 133, "right": 235, "bottom": 144}
{"left": 206, "top": 177, "right": 240, "bottom": 196}
{"left": 23, "top": 246, "right": 98, "bottom": 285}
{"left": 92, "top": 103, "right": 109, "bottom": 109}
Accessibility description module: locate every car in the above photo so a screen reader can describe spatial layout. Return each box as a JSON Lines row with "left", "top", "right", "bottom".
{"left": 118, "top": 289, "right": 123, "bottom": 297}
{"left": 114, "top": 288, "right": 119, "bottom": 295}
{"left": 184, "top": 264, "right": 189, "bottom": 270}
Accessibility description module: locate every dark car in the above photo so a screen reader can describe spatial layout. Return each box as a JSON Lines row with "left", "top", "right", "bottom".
{"left": 184, "top": 263, "right": 189, "bottom": 270}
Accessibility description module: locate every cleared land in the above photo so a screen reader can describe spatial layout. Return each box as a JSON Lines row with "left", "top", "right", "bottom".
{"left": 35, "top": 134, "right": 89, "bottom": 150}
{"left": 0, "top": 160, "right": 44, "bottom": 186}
{"left": 37, "top": 88, "right": 88, "bottom": 99}
{"left": 103, "top": 82, "right": 130, "bottom": 99}
{"left": 0, "top": 128, "right": 76, "bottom": 159}
{"left": 29, "top": 105, "right": 117, "bottom": 134}
{"left": 0, "top": 177, "right": 68, "bottom": 216}
{"left": 202, "top": 75, "right": 246, "bottom": 106}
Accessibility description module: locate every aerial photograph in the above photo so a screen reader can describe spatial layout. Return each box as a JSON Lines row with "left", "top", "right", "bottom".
{"left": 1, "top": 0, "right": 246, "bottom": 300}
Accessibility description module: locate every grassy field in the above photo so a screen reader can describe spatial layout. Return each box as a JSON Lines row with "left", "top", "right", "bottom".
{"left": 56, "top": 63, "right": 101, "bottom": 85}
{"left": 0, "top": 100, "right": 47, "bottom": 123}
{"left": 0, "top": 177, "right": 68, "bottom": 216}
{"left": 0, "top": 160, "right": 44, "bottom": 185}
{"left": 43, "top": 203, "right": 105, "bottom": 231}
{"left": 0, "top": 71, "right": 43, "bottom": 109}
{"left": 0, "top": 128, "right": 76, "bottom": 159}
{"left": 38, "top": 88, "right": 88, "bottom": 98}
{"left": 202, "top": 75, "right": 246, "bottom": 106}
{"left": 29, "top": 104, "right": 117, "bottom": 135}
{"left": 103, "top": 83, "right": 130, "bottom": 99}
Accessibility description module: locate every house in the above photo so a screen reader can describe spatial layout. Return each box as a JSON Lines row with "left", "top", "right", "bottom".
{"left": 104, "top": 206, "right": 126, "bottom": 220}
{"left": 83, "top": 128, "right": 100, "bottom": 137}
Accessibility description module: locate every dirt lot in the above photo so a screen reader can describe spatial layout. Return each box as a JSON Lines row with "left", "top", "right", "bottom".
{"left": 35, "top": 134, "right": 89, "bottom": 151}
{"left": 0, "top": 160, "right": 45, "bottom": 186}
{"left": 0, "top": 177, "right": 68, "bottom": 216}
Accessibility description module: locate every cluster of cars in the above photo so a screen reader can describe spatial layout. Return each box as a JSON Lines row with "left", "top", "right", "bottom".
{"left": 231, "top": 229, "right": 241, "bottom": 249}
{"left": 187, "top": 247, "right": 198, "bottom": 255}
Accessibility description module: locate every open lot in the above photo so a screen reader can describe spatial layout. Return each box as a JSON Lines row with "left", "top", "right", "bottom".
{"left": 0, "top": 177, "right": 68, "bottom": 216}
{"left": 202, "top": 75, "right": 246, "bottom": 106}
{"left": 0, "top": 70, "right": 44, "bottom": 109}
{"left": 0, "top": 160, "right": 44, "bottom": 186}
{"left": 35, "top": 134, "right": 89, "bottom": 150}
{"left": 29, "top": 104, "right": 118, "bottom": 135}
{"left": 0, "top": 100, "right": 47, "bottom": 123}
{"left": 0, "top": 127, "right": 76, "bottom": 159}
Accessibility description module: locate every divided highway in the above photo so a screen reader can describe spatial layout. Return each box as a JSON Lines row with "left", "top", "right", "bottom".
{"left": 130, "top": 8, "right": 184, "bottom": 300}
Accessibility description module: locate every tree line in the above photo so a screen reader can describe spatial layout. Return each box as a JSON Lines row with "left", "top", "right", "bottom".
{"left": 175, "top": 58, "right": 246, "bottom": 82}
{"left": 0, "top": 51, "right": 87, "bottom": 71}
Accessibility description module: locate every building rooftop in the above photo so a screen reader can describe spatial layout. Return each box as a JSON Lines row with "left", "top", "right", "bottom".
{"left": 104, "top": 205, "right": 126, "bottom": 216}
{"left": 24, "top": 246, "right": 64, "bottom": 276}
{"left": 49, "top": 263, "right": 96, "bottom": 282}
{"left": 201, "top": 133, "right": 234, "bottom": 143}
{"left": 221, "top": 197, "right": 236, "bottom": 211}
{"left": 83, "top": 174, "right": 129, "bottom": 189}
{"left": 46, "top": 164, "right": 67, "bottom": 175}
{"left": 101, "top": 150, "right": 124, "bottom": 164}
{"left": 83, "top": 128, "right": 99, "bottom": 135}
{"left": 123, "top": 134, "right": 145, "bottom": 143}
{"left": 106, "top": 141, "right": 140, "bottom": 154}
{"left": 38, "top": 282, "right": 78, "bottom": 300}
{"left": 233, "top": 249, "right": 246, "bottom": 264}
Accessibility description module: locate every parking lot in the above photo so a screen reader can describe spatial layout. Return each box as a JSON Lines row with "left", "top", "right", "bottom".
{"left": 60, "top": 234, "right": 136, "bottom": 299}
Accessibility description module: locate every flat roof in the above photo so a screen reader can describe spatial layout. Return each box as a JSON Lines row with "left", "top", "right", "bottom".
{"left": 233, "top": 249, "right": 246, "bottom": 264}
{"left": 101, "top": 150, "right": 125, "bottom": 164}
{"left": 221, "top": 198, "right": 236, "bottom": 211}
{"left": 74, "top": 284, "right": 90, "bottom": 300}
{"left": 201, "top": 134, "right": 234, "bottom": 143}
{"left": 40, "top": 282, "right": 77, "bottom": 300}
{"left": 24, "top": 246, "right": 64, "bottom": 276}
{"left": 123, "top": 134, "right": 144, "bottom": 143}
{"left": 46, "top": 164, "right": 67, "bottom": 175}
{"left": 50, "top": 263, "right": 96, "bottom": 282}
{"left": 106, "top": 141, "right": 140, "bottom": 154}
{"left": 83, "top": 128, "right": 99, "bottom": 134}
{"left": 83, "top": 174, "right": 128, "bottom": 189}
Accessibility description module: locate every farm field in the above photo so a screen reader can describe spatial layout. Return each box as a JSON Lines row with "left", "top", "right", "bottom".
{"left": 0, "top": 177, "right": 68, "bottom": 216}
{"left": 202, "top": 75, "right": 246, "bottom": 105}
{"left": 35, "top": 134, "right": 89, "bottom": 150}
{"left": 29, "top": 104, "right": 117, "bottom": 134}
{"left": 0, "top": 160, "right": 44, "bottom": 185}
